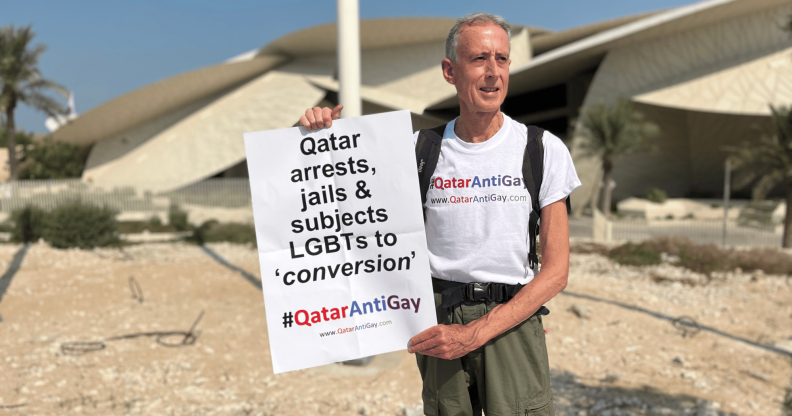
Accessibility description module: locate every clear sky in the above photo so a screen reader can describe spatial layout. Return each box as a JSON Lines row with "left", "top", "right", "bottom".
{"left": 2, "top": 0, "right": 698, "bottom": 133}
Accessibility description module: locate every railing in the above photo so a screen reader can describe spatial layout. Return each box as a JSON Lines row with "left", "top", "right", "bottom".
{"left": 592, "top": 208, "right": 782, "bottom": 247}
{"left": 0, "top": 179, "right": 253, "bottom": 220}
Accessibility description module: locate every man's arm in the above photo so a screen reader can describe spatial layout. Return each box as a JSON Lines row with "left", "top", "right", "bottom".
{"left": 407, "top": 197, "right": 570, "bottom": 359}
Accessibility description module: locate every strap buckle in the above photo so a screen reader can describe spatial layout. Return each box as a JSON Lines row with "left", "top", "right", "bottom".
{"left": 466, "top": 282, "right": 492, "bottom": 302}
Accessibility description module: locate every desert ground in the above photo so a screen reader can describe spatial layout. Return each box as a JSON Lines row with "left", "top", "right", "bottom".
{"left": 0, "top": 241, "right": 790, "bottom": 415}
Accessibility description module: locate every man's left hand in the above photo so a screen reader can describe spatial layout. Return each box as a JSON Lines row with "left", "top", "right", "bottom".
{"left": 407, "top": 323, "right": 483, "bottom": 360}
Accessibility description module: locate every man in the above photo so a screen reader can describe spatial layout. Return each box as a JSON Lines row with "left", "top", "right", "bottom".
{"left": 301, "top": 13, "right": 579, "bottom": 416}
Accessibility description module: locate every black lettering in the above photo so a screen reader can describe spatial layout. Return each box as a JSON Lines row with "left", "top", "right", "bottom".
{"left": 300, "top": 137, "right": 316, "bottom": 155}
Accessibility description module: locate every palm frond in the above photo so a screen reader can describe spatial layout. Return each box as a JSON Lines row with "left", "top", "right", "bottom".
{"left": 725, "top": 105, "right": 792, "bottom": 199}
{"left": 576, "top": 98, "right": 659, "bottom": 161}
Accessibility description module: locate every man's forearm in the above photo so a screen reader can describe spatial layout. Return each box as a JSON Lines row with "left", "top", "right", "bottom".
{"left": 465, "top": 266, "right": 567, "bottom": 348}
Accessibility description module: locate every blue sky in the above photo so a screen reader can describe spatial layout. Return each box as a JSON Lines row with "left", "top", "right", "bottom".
{"left": 2, "top": 0, "right": 697, "bottom": 133}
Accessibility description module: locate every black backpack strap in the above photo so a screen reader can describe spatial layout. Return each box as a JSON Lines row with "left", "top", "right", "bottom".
{"left": 415, "top": 125, "right": 445, "bottom": 216}
{"left": 522, "top": 126, "right": 544, "bottom": 269}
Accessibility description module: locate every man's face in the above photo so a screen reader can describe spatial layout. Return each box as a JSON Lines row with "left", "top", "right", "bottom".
{"left": 443, "top": 23, "right": 510, "bottom": 115}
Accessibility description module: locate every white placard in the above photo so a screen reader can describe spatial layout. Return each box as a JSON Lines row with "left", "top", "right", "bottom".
{"left": 244, "top": 110, "right": 436, "bottom": 374}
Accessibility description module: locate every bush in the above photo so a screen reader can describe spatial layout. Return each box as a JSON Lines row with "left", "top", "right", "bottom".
{"left": 642, "top": 187, "right": 668, "bottom": 203}
{"left": 608, "top": 242, "right": 661, "bottom": 266}
{"left": 10, "top": 206, "right": 48, "bottom": 243}
{"left": 188, "top": 220, "right": 256, "bottom": 247}
{"left": 168, "top": 205, "right": 189, "bottom": 231}
{"left": 18, "top": 138, "right": 84, "bottom": 179}
{"left": 730, "top": 248, "right": 792, "bottom": 275}
{"left": 606, "top": 237, "right": 792, "bottom": 276}
{"left": 148, "top": 216, "right": 163, "bottom": 228}
{"left": 677, "top": 244, "right": 725, "bottom": 275}
{"left": 641, "top": 236, "right": 695, "bottom": 257}
{"left": 43, "top": 203, "right": 119, "bottom": 249}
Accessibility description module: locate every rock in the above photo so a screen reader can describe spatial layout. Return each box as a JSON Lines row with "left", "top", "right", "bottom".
{"left": 695, "top": 401, "right": 719, "bottom": 416}
{"left": 401, "top": 405, "right": 422, "bottom": 416}
{"left": 358, "top": 405, "right": 368, "bottom": 415}
{"left": 672, "top": 356, "right": 685, "bottom": 367}
{"left": 568, "top": 304, "right": 592, "bottom": 320}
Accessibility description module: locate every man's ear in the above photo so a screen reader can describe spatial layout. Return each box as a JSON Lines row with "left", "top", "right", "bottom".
{"left": 441, "top": 58, "right": 455, "bottom": 85}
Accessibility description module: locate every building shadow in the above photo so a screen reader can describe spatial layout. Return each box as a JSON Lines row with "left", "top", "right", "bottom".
{"left": 199, "top": 245, "right": 261, "bottom": 290}
{"left": 0, "top": 244, "right": 31, "bottom": 306}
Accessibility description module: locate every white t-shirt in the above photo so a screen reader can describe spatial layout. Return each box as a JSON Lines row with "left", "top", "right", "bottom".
{"left": 412, "top": 114, "right": 581, "bottom": 285}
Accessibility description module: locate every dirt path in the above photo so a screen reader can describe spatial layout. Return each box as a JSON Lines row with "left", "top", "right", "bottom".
{"left": 0, "top": 242, "right": 789, "bottom": 415}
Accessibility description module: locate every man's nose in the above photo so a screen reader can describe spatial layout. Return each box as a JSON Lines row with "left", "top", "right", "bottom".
{"left": 485, "top": 57, "right": 499, "bottom": 77}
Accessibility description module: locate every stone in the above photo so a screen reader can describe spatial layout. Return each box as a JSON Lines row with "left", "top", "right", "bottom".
{"left": 402, "top": 406, "right": 422, "bottom": 416}
{"left": 569, "top": 304, "right": 593, "bottom": 320}
{"left": 695, "top": 402, "right": 719, "bottom": 416}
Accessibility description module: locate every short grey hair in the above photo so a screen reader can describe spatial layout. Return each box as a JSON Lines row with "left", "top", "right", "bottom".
{"left": 445, "top": 12, "right": 511, "bottom": 63}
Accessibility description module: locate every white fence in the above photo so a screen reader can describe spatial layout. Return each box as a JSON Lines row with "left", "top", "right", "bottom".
{"left": 0, "top": 179, "right": 254, "bottom": 224}
{"left": 592, "top": 208, "right": 782, "bottom": 247}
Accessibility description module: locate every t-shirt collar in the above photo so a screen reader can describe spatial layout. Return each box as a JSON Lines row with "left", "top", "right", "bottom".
{"left": 444, "top": 113, "right": 512, "bottom": 153}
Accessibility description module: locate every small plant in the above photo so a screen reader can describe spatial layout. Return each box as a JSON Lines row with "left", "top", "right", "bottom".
{"left": 43, "top": 203, "right": 119, "bottom": 249}
{"left": 147, "top": 216, "right": 163, "bottom": 228}
{"left": 10, "top": 206, "right": 47, "bottom": 243}
{"left": 609, "top": 242, "right": 661, "bottom": 266}
{"left": 168, "top": 205, "right": 189, "bottom": 231}
{"left": 730, "top": 248, "right": 792, "bottom": 275}
{"left": 642, "top": 187, "right": 668, "bottom": 203}
{"left": 187, "top": 220, "right": 256, "bottom": 247}
{"left": 677, "top": 244, "right": 726, "bottom": 275}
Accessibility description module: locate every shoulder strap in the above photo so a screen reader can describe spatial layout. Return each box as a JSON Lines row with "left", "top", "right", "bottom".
{"left": 522, "top": 126, "right": 544, "bottom": 269}
{"left": 415, "top": 125, "right": 445, "bottom": 213}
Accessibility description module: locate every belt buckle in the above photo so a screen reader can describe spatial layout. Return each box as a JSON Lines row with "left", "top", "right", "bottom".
{"left": 471, "top": 282, "right": 491, "bottom": 302}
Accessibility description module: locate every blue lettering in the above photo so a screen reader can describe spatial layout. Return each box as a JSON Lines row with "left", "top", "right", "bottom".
{"left": 471, "top": 176, "right": 482, "bottom": 187}
{"left": 350, "top": 301, "right": 362, "bottom": 316}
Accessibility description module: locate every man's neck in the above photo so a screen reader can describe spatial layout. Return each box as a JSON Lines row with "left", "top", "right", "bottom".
{"left": 454, "top": 109, "right": 504, "bottom": 144}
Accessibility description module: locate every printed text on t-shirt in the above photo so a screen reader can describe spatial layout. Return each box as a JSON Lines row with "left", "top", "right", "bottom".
{"left": 430, "top": 174, "right": 523, "bottom": 190}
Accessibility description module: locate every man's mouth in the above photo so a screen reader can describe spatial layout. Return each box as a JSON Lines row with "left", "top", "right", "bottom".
{"left": 479, "top": 87, "right": 499, "bottom": 92}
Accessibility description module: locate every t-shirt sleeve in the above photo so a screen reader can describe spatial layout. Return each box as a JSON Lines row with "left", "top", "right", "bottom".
{"left": 412, "top": 131, "right": 420, "bottom": 147}
{"left": 538, "top": 132, "right": 581, "bottom": 209}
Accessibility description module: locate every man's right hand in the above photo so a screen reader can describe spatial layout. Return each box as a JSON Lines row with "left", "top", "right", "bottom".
{"left": 299, "top": 104, "right": 343, "bottom": 131}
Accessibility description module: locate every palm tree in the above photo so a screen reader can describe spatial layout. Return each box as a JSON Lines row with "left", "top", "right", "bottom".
{"left": 576, "top": 98, "right": 659, "bottom": 216}
{"left": 0, "top": 25, "right": 67, "bottom": 180}
{"left": 726, "top": 105, "right": 792, "bottom": 248}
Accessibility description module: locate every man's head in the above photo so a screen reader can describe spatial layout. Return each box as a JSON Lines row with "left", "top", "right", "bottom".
{"left": 443, "top": 13, "right": 511, "bottom": 115}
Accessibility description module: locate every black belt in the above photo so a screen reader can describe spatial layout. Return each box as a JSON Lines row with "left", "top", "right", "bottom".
{"left": 434, "top": 278, "right": 550, "bottom": 316}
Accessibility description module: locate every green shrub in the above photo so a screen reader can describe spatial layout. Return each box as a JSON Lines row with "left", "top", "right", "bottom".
{"left": 642, "top": 187, "right": 668, "bottom": 203}
{"left": 148, "top": 216, "right": 163, "bottom": 228}
{"left": 168, "top": 205, "right": 189, "bottom": 231}
{"left": 18, "top": 138, "right": 84, "bottom": 180}
{"left": 188, "top": 220, "right": 256, "bottom": 247}
{"left": 609, "top": 242, "right": 661, "bottom": 266}
{"left": 10, "top": 206, "right": 48, "bottom": 243}
{"left": 43, "top": 203, "right": 119, "bottom": 249}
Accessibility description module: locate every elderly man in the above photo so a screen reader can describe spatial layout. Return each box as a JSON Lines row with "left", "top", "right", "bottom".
{"left": 301, "top": 12, "right": 579, "bottom": 416}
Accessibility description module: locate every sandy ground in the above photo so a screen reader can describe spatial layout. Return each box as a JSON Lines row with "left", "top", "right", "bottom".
{"left": 0, "top": 241, "right": 790, "bottom": 416}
